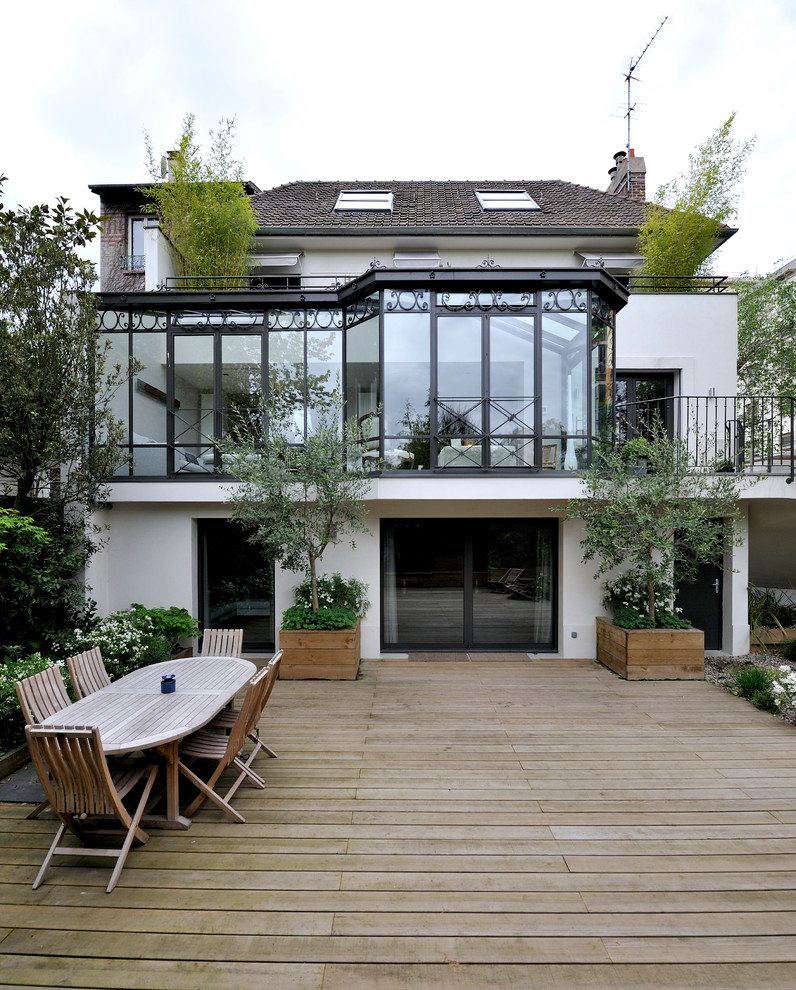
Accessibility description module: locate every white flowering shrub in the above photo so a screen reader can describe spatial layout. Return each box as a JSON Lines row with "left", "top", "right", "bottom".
{"left": 771, "top": 665, "right": 796, "bottom": 710}
{"left": 75, "top": 609, "right": 172, "bottom": 681}
{"left": 602, "top": 569, "right": 690, "bottom": 630}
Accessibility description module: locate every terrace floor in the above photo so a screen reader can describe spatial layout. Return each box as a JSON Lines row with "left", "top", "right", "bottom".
{"left": 3, "top": 657, "right": 796, "bottom": 989}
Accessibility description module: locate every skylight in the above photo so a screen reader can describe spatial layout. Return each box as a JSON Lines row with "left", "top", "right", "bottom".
{"left": 335, "top": 190, "right": 394, "bottom": 212}
{"left": 475, "top": 189, "right": 539, "bottom": 211}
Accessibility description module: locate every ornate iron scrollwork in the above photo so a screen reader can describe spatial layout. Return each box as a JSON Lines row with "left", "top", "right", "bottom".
{"left": 590, "top": 294, "right": 614, "bottom": 327}
{"left": 437, "top": 290, "right": 534, "bottom": 312}
{"left": 542, "top": 288, "right": 587, "bottom": 313}
{"left": 384, "top": 288, "right": 430, "bottom": 313}
{"left": 345, "top": 293, "right": 380, "bottom": 327}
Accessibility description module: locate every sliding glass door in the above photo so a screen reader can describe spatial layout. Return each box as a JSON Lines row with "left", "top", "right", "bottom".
{"left": 382, "top": 519, "right": 556, "bottom": 651}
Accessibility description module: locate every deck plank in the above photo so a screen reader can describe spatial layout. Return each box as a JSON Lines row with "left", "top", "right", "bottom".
{"left": 3, "top": 657, "right": 796, "bottom": 987}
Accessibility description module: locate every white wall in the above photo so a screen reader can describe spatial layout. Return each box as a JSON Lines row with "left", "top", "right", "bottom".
{"left": 617, "top": 292, "right": 738, "bottom": 396}
{"left": 144, "top": 221, "right": 177, "bottom": 291}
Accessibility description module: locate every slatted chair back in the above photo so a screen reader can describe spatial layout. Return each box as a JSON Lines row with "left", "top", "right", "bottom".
{"left": 28, "top": 725, "right": 125, "bottom": 819}
{"left": 260, "top": 650, "right": 282, "bottom": 711}
{"left": 200, "top": 628, "right": 244, "bottom": 658}
{"left": 179, "top": 662, "right": 276, "bottom": 822}
{"left": 15, "top": 666, "right": 72, "bottom": 724}
{"left": 224, "top": 663, "right": 272, "bottom": 764}
{"left": 67, "top": 647, "right": 111, "bottom": 700}
{"left": 25, "top": 725, "right": 159, "bottom": 893}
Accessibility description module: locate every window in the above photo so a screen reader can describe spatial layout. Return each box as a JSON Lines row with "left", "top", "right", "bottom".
{"left": 475, "top": 190, "right": 539, "bottom": 211}
{"left": 123, "top": 217, "right": 145, "bottom": 269}
{"left": 334, "top": 190, "right": 394, "bottom": 211}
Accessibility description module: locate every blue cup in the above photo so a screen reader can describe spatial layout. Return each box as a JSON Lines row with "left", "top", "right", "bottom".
{"left": 161, "top": 673, "right": 176, "bottom": 694}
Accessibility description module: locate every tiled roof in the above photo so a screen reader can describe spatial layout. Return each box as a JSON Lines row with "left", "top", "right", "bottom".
{"left": 250, "top": 179, "right": 648, "bottom": 232}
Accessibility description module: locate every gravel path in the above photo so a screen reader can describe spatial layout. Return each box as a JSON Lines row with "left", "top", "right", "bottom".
{"left": 704, "top": 648, "right": 796, "bottom": 725}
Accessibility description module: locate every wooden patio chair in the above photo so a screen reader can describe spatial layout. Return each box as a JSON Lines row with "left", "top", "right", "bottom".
{"left": 177, "top": 662, "right": 274, "bottom": 823}
{"left": 67, "top": 647, "right": 111, "bottom": 700}
{"left": 25, "top": 725, "right": 159, "bottom": 893}
{"left": 200, "top": 628, "right": 244, "bottom": 658}
{"left": 15, "top": 666, "right": 73, "bottom": 820}
{"left": 207, "top": 651, "right": 282, "bottom": 758}
{"left": 15, "top": 666, "right": 71, "bottom": 725}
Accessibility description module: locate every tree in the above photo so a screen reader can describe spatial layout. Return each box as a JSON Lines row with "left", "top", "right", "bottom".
{"left": 142, "top": 114, "right": 257, "bottom": 285}
{"left": 219, "top": 399, "right": 373, "bottom": 613}
{"left": 560, "top": 426, "right": 744, "bottom": 625}
{"left": 0, "top": 176, "right": 132, "bottom": 518}
{"left": 737, "top": 272, "right": 796, "bottom": 397}
{"left": 637, "top": 114, "right": 755, "bottom": 279}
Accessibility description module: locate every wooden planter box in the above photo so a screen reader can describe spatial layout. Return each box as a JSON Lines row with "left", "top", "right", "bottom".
{"left": 278, "top": 620, "right": 361, "bottom": 680}
{"left": 751, "top": 627, "right": 796, "bottom": 651}
{"left": 596, "top": 617, "right": 705, "bottom": 680}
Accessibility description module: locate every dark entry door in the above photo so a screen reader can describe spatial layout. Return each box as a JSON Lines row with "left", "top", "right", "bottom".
{"left": 381, "top": 518, "right": 557, "bottom": 652}
{"left": 675, "top": 559, "right": 723, "bottom": 650}
{"left": 198, "top": 520, "right": 275, "bottom": 652}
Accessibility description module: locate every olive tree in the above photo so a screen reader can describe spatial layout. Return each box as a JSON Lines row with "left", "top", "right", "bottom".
{"left": 560, "top": 427, "right": 745, "bottom": 625}
{"left": 220, "top": 399, "right": 373, "bottom": 614}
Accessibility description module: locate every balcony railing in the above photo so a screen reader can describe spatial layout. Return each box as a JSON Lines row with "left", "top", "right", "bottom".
{"left": 625, "top": 275, "right": 732, "bottom": 294}
{"left": 163, "top": 274, "right": 357, "bottom": 291}
{"left": 617, "top": 394, "right": 795, "bottom": 483}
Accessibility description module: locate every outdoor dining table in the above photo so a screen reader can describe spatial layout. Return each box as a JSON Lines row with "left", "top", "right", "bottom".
{"left": 40, "top": 654, "right": 256, "bottom": 829}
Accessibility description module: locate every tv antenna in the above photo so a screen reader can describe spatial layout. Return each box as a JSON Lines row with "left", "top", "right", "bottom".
{"left": 624, "top": 16, "right": 668, "bottom": 188}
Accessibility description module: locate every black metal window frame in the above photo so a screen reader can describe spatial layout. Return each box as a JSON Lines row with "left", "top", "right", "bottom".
{"left": 97, "top": 268, "right": 625, "bottom": 480}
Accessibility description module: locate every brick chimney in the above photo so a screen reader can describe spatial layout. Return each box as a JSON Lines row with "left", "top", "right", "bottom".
{"left": 606, "top": 149, "right": 646, "bottom": 203}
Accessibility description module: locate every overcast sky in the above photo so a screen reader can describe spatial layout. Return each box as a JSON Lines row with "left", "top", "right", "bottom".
{"left": 2, "top": 0, "right": 794, "bottom": 276}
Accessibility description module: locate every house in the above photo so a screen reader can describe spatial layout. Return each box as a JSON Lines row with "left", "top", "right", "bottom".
{"left": 87, "top": 153, "right": 794, "bottom": 660}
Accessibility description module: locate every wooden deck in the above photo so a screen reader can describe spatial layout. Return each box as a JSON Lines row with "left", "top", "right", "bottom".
{"left": 3, "top": 657, "right": 796, "bottom": 988}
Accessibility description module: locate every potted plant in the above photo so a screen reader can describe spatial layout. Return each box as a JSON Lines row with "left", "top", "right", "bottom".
{"left": 620, "top": 435, "right": 653, "bottom": 475}
{"left": 560, "top": 425, "right": 745, "bottom": 679}
{"left": 219, "top": 394, "right": 373, "bottom": 678}
{"left": 280, "top": 573, "right": 370, "bottom": 679}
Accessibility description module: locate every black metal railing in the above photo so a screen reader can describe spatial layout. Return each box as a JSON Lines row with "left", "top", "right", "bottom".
{"left": 163, "top": 274, "right": 358, "bottom": 291}
{"left": 625, "top": 275, "right": 732, "bottom": 294}
{"left": 617, "top": 394, "right": 795, "bottom": 483}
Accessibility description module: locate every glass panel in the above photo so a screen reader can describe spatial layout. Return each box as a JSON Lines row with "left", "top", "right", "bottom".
{"left": 542, "top": 312, "right": 588, "bottom": 471}
{"left": 102, "top": 333, "right": 131, "bottom": 437}
{"left": 383, "top": 313, "right": 430, "bottom": 469}
{"left": 437, "top": 316, "right": 482, "bottom": 467}
{"left": 200, "top": 520, "right": 275, "bottom": 651}
{"left": 221, "top": 335, "right": 262, "bottom": 440}
{"left": 382, "top": 520, "right": 464, "bottom": 646}
{"left": 490, "top": 315, "right": 535, "bottom": 468}
{"left": 173, "top": 336, "right": 215, "bottom": 474}
{"left": 592, "top": 318, "right": 613, "bottom": 453}
{"left": 472, "top": 521, "right": 555, "bottom": 647}
{"left": 382, "top": 518, "right": 557, "bottom": 651}
{"left": 268, "top": 329, "right": 305, "bottom": 440}
{"left": 346, "top": 315, "right": 380, "bottom": 466}
{"left": 307, "top": 328, "right": 342, "bottom": 430}
{"left": 132, "top": 331, "right": 167, "bottom": 475}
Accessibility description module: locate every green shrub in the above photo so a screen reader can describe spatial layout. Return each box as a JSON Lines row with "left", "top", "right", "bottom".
{"left": 281, "top": 605, "right": 357, "bottom": 630}
{"left": 130, "top": 603, "right": 200, "bottom": 647}
{"left": 730, "top": 665, "right": 777, "bottom": 712}
{"left": 0, "top": 511, "right": 96, "bottom": 659}
{"left": 292, "top": 573, "right": 370, "bottom": 616}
